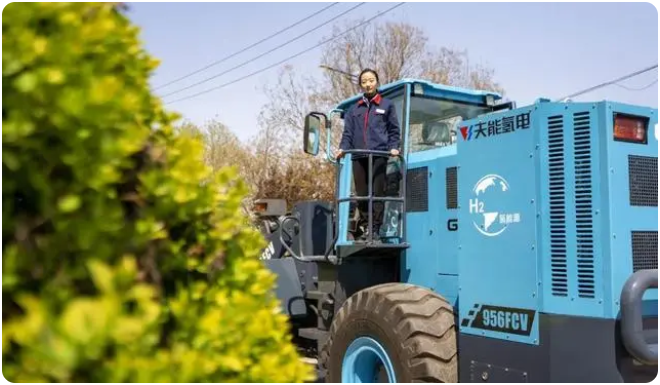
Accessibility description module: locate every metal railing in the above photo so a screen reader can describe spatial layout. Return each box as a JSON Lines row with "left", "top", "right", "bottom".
{"left": 278, "top": 215, "right": 337, "bottom": 264}
{"left": 276, "top": 149, "right": 406, "bottom": 264}
{"left": 336, "top": 149, "right": 406, "bottom": 244}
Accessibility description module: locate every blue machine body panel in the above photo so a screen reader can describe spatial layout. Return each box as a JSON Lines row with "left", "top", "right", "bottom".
{"left": 535, "top": 102, "right": 607, "bottom": 318}
{"left": 600, "top": 102, "right": 658, "bottom": 318}
{"left": 454, "top": 100, "right": 658, "bottom": 345}
{"left": 533, "top": 101, "right": 658, "bottom": 320}
{"left": 401, "top": 146, "right": 460, "bottom": 307}
{"left": 454, "top": 106, "right": 541, "bottom": 345}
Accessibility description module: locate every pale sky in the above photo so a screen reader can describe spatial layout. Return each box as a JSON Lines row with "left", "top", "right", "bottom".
{"left": 127, "top": 2, "right": 658, "bottom": 143}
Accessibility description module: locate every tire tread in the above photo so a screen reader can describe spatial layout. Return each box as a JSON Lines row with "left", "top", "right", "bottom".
{"left": 320, "top": 283, "right": 458, "bottom": 383}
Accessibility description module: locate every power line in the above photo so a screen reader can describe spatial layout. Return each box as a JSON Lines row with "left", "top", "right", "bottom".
{"left": 557, "top": 64, "right": 658, "bottom": 101}
{"left": 164, "top": 2, "right": 405, "bottom": 105}
{"left": 153, "top": 2, "right": 339, "bottom": 91}
{"left": 160, "top": 2, "right": 367, "bottom": 98}
{"left": 613, "top": 79, "right": 658, "bottom": 91}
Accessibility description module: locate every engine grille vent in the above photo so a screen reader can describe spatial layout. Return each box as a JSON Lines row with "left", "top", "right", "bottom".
{"left": 573, "top": 111, "right": 595, "bottom": 299}
{"left": 628, "top": 155, "right": 658, "bottom": 207}
{"left": 406, "top": 167, "right": 428, "bottom": 212}
{"left": 547, "top": 114, "right": 568, "bottom": 297}
{"left": 446, "top": 167, "right": 458, "bottom": 209}
{"left": 632, "top": 231, "right": 658, "bottom": 272}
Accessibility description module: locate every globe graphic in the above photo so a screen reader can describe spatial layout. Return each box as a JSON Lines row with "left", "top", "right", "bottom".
{"left": 472, "top": 174, "right": 510, "bottom": 236}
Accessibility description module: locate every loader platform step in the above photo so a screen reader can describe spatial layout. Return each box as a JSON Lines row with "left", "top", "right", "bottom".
{"left": 337, "top": 242, "right": 409, "bottom": 259}
{"left": 305, "top": 290, "right": 334, "bottom": 304}
{"left": 350, "top": 240, "right": 409, "bottom": 247}
{"left": 298, "top": 327, "right": 328, "bottom": 341}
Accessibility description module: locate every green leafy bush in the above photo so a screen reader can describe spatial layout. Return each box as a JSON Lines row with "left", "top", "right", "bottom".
{"left": 2, "top": 3, "right": 313, "bottom": 382}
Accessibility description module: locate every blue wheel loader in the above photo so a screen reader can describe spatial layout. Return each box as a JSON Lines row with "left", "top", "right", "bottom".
{"left": 261, "top": 79, "right": 658, "bottom": 382}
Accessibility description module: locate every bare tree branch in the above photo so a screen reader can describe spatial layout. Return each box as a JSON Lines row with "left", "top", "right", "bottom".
{"left": 242, "top": 18, "right": 506, "bottom": 205}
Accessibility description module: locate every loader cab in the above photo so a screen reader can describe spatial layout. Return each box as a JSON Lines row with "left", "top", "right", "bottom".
{"left": 303, "top": 79, "right": 509, "bottom": 256}
{"left": 304, "top": 79, "right": 508, "bottom": 159}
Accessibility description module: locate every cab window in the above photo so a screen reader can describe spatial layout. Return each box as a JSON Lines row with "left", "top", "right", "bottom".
{"left": 407, "top": 96, "right": 491, "bottom": 153}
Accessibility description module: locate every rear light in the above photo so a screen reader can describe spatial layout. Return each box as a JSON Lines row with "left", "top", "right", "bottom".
{"left": 614, "top": 113, "right": 649, "bottom": 144}
{"left": 254, "top": 201, "right": 268, "bottom": 213}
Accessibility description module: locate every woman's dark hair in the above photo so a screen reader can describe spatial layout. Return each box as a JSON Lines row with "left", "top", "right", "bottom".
{"left": 359, "top": 68, "right": 379, "bottom": 83}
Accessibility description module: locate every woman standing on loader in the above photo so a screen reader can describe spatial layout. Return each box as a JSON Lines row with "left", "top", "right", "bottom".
{"left": 336, "top": 69, "right": 401, "bottom": 241}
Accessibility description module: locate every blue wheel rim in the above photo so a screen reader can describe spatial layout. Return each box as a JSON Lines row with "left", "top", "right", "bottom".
{"left": 341, "top": 336, "right": 397, "bottom": 383}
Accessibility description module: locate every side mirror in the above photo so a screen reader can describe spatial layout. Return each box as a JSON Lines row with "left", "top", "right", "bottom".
{"left": 303, "top": 112, "right": 327, "bottom": 156}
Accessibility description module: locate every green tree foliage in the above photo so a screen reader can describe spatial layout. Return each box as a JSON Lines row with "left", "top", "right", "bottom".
{"left": 2, "top": 3, "right": 313, "bottom": 382}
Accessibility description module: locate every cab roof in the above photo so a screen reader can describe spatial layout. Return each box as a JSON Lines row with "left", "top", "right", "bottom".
{"left": 334, "top": 78, "right": 503, "bottom": 111}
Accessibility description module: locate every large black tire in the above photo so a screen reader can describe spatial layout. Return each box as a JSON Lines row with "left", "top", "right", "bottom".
{"left": 320, "top": 283, "right": 458, "bottom": 382}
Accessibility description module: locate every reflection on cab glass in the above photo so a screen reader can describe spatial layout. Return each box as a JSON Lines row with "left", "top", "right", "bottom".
{"left": 408, "top": 97, "right": 491, "bottom": 153}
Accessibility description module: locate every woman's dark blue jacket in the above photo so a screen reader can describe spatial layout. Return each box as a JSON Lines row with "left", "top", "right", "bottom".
{"left": 339, "top": 93, "right": 400, "bottom": 153}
